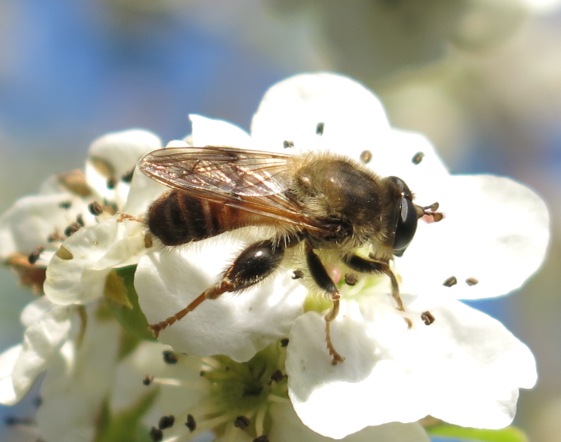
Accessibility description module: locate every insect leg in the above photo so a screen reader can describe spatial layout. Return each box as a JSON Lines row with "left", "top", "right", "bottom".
{"left": 305, "top": 242, "right": 344, "bottom": 365}
{"left": 149, "top": 238, "right": 286, "bottom": 337}
{"left": 343, "top": 254, "right": 412, "bottom": 326}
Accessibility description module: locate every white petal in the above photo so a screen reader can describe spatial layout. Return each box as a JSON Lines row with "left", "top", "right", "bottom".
{"left": 363, "top": 129, "right": 449, "bottom": 199}
{"left": 287, "top": 298, "right": 536, "bottom": 437}
{"left": 44, "top": 218, "right": 148, "bottom": 305}
{"left": 136, "top": 229, "right": 307, "bottom": 362}
{"left": 0, "top": 194, "right": 87, "bottom": 259}
{"left": 398, "top": 175, "right": 550, "bottom": 299}
{"left": 251, "top": 73, "right": 391, "bottom": 155}
{"left": 85, "top": 129, "right": 161, "bottom": 203}
{"left": 36, "top": 315, "right": 121, "bottom": 442}
{"left": 0, "top": 345, "right": 22, "bottom": 405}
{"left": 190, "top": 114, "right": 251, "bottom": 147}
{"left": 11, "top": 302, "right": 71, "bottom": 402}
{"left": 122, "top": 165, "right": 167, "bottom": 216}
{"left": 269, "top": 401, "right": 430, "bottom": 442}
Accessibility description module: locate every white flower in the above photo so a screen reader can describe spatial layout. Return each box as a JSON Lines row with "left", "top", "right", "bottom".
{"left": 42, "top": 129, "right": 161, "bottom": 305}
{"left": 134, "top": 73, "right": 549, "bottom": 438}
{"left": 110, "top": 340, "right": 430, "bottom": 442}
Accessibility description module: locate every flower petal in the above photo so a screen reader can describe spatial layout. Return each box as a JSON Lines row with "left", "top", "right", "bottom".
{"left": 269, "top": 401, "right": 430, "bottom": 441}
{"left": 136, "top": 229, "right": 307, "bottom": 362}
{"left": 0, "top": 344, "right": 23, "bottom": 405}
{"left": 251, "top": 73, "right": 390, "bottom": 155}
{"left": 44, "top": 218, "right": 148, "bottom": 305}
{"left": 36, "top": 313, "right": 121, "bottom": 442}
{"left": 10, "top": 300, "right": 71, "bottom": 403}
{"left": 190, "top": 114, "right": 252, "bottom": 147}
{"left": 0, "top": 194, "right": 87, "bottom": 260}
{"left": 398, "top": 174, "right": 550, "bottom": 299}
{"left": 287, "top": 297, "right": 536, "bottom": 438}
{"left": 85, "top": 129, "right": 161, "bottom": 207}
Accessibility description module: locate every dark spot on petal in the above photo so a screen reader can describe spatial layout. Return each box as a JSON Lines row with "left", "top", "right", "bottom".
{"left": 283, "top": 140, "right": 294, "bottom": 148}
{"left": 316, "top": 122, "right": 324, "bottom": 135}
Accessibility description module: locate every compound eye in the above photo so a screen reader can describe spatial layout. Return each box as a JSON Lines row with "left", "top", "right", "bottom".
{"left": 392, "top": 196, "right": 418, "bottom": 254}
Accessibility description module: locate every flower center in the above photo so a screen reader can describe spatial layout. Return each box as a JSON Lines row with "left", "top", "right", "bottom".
{"left": 150, "top": 341, "right": 289, "bottom": 441}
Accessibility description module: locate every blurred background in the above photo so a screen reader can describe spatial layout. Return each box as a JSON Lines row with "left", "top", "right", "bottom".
{"left": 0, "top": 1, "right": 560, "bottom": 440}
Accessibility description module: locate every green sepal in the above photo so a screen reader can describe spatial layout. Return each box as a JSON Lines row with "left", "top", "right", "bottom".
{"left": 94, "top": 389, "right": 159, "bottom": 442}
{"left": 105, "top": 265, "right": 153, "bottom": 341}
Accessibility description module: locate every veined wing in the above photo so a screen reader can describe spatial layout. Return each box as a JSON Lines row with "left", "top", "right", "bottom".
{"left": 139, "top": 146, "right": 325, "bottom": 231}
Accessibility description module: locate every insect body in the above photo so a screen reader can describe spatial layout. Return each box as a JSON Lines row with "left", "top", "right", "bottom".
{"left": 139, "top": 146, "right": 441, "bottom": 364}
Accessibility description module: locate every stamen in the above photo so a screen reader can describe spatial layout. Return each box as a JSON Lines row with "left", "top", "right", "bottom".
{"left": 58, "top": 200, "right": 72, "bottom": 209}
{"left": 185, "top": 414, "right": 196, "bottom": 432}
{"left": 88, "top": 201, "right": 104, "bottom": 216}
{"left": 291, "top": 269, "right": 304, "bottom": 280}
{"left": 27, "top": 246, "right": 44, "bottom": 265}
{"left": 443, "top": 276, "right": 457, "bottom": 287}
{"left": 421, "top": 311, "right": 435, "bottom": 325}
{"left": 412, "top": 151, "right": 425, "bottom": 164}
{"left": 234, "top": 415, "right": 250, "bottom": 429}
{"left": 359, "top": 150, "right": 372, "bottom": 164}
{"left": 159, "top": 415, "right": 175, "bottom": 430}
{"left": 163, "top": 351, "right": 178, "bottom": 364}
{"left": 149, "top": 426, "right": 163, "bottom": 441}
{"left": 143, "top": 375, "right": 154, "bottom": 386}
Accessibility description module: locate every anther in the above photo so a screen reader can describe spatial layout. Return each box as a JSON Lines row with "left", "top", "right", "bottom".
{"left": 292, "top": 269, "right": 304, "bottom": 279}
{"left": 158, "top": 415, "right": 175, "bottom": 430}
{"left": 421, "top": 311, "right": 435, "bottom": 325}
{"left": 27, "top": 246, "right": 44, "bottom": 265}
{"left": 234, "top": 415, "right": 251, "bottom": 429}
{"left": 412, "top": 151, "right": 425, "bottom": 164}
{"left": 162, "top": 351, "right": 178, "bottom": 364}
{"left": 143, "top": 375, "right": 154, "bottom": 386}
{"left": 280, "top": 338, "right": 289, "bottom": 347}
{"left": 88, "top": 201, "right": 104, "bottom": 216}
{"left": 149, "top": 427, "right": 163, "bottom": 442}
{"left": 466, "top": 277, "right": 479, "bottom": 286}
{"left": 316, "top": 122, "right": 325, "bottom": 135}
{"left": 344, "top": 272, "right": 358, "bottom": 286}
{"left": 359, "top": 150, "right": 372, "bottom": 164}
{"left": 283, "top": 140, "right": 294, "bottom": 148}
{"left": 443, "top": 276, "right": 457, "bottom": 287}
{"left": 185, "top": 414, "right": 196, "bottom": 432}
{"left": 58, "top": 200, "right": 72, "bottom": 209}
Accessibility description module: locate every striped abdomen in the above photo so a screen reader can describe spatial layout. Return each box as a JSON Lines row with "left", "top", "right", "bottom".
{"left": 147, "top": 190, "right": 263, "bottom": 246}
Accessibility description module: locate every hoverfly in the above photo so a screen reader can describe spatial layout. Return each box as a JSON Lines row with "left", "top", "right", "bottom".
{"left": 139, "top": 146, "right": 441, "bottom": 364}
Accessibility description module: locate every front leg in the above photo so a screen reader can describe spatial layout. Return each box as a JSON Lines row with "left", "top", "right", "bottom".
{"left": 305, "top": 242, "right": 344, "bottom": 365}
{"left": 343, "top": 254, "right": 407, "bottom": 316}
{"left": 149, "top": 238, "right": 286, "bottom": 336}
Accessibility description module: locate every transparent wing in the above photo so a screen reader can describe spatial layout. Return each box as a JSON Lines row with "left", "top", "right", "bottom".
{"left": 139, "top": 146, "right": 325, "bottom": 230}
